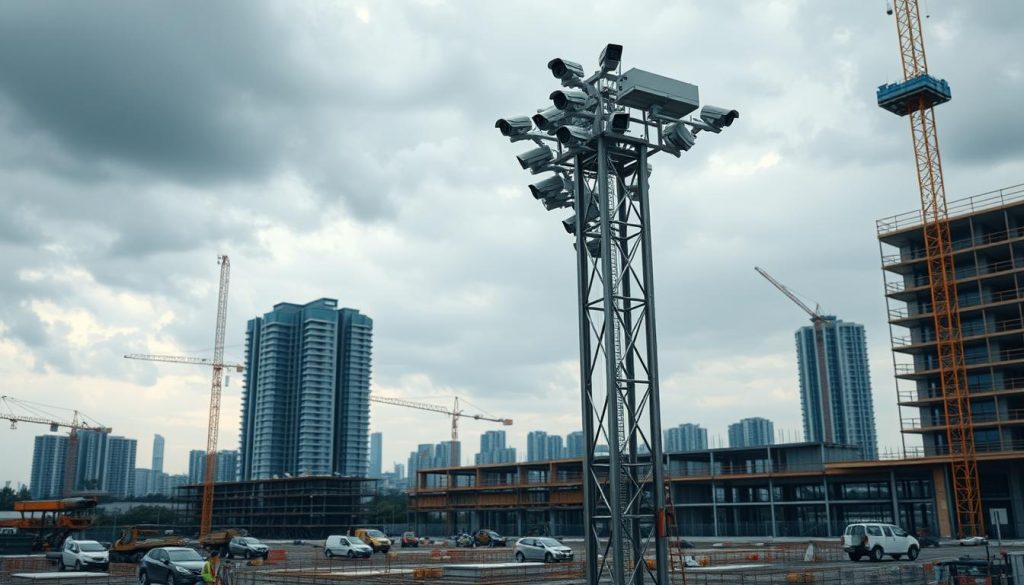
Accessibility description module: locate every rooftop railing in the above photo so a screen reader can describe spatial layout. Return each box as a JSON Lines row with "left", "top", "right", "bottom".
{"left": 877, "top": 183, "right": 1024, "bottom": 235}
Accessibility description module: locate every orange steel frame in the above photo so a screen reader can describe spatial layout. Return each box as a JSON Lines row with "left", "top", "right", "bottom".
{"left": 892, "top": 0, "right": 983, "bottom": 537}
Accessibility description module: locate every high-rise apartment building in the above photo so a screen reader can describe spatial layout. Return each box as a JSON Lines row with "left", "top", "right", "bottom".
{"left": 216, "top": 450, "right": 239, "bottom": 483}
{"left": 188, "top": 450, "right": 205, "bottom": 485}
{"left": 526, "top": 431, "right": 548, "bottom": 461}
{"left": 407, "top": 441, "right": 460, "bottom": 487}
{"left": 546, "top": 435, "right": 565, "bottom": 460}
{"left": 664, "top": 423, "right": 707, "bottom": 453}
{"left": 188, "top": 449, "right": 239, "bottom": 484}
{"left": 104, "top": 436, "right": 137, "bottom": 498}
{"left": 795, "top": 319, "right": 878, "bottom": 459}
{"left": 152, "top": 434, "right": 164, "bottom": 473}
{"left": 30, "top": 435, "right": 67, "bottom": 499}
{"left": 566, "top": 431, "right": 585, "bottom": 458}
{"left": 879, "top": 187, "right": 1024, "bottom": 457}
{"left": 727, "top": 417, "right": 775, "bottom": 448}
{"left": 475, "top": 430, "right": 516, "bottom": 465}
{"left": 239, "top": 298, "right": 373, "bottom": 480}
{"left": 75, "top": 430, "right": 108, "bottom": 491}
{"left": 369, "top": 432, "right": 383, "bottom": 478}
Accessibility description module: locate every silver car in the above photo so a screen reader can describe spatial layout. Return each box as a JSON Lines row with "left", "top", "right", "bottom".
{"left": 515, "top": 537, "right": 575, "bottom": 563}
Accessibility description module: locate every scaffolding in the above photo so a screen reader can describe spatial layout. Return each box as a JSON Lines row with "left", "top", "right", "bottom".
{"left": 175, "top": 476, "right": 376, "bottom": 539}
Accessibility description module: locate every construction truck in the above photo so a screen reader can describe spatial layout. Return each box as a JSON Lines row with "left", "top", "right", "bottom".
{"left": 108, "top": 525, "right": 187, "bottom": 563}
{"left": 198, "top": 529, "right": 246, "bottom": 557}
{"left": 0, "top": 498, "right": 96, "bottom": 552}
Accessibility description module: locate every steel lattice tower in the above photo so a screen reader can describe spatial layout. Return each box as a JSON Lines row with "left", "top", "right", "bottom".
{"left": 497, "top": 44, "right": 738, "bottom": 585}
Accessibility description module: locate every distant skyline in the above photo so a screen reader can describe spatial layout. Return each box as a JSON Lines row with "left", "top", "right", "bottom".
{"left": 2, "top": 2, "right": 1022, "bottom": 484}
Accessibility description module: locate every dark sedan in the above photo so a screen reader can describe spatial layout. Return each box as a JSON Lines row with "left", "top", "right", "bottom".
{"left": 139, "top": 547, "right": 206, "bottom": 585}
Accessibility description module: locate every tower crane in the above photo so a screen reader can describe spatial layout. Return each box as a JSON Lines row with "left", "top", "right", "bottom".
{"left": 123, "top": 255, "right": 233, "bottom": 539}
{"left": 1, "top": 395, "right": 111, "bottom": 497}
{"left": 754, "top": 267, "right": 836, "bottom": 443}
{"left": 877, "top": 1, "right": 983, "bottom": 537}
{"left": 369, "top": 395, "right": 512, "bottom": 467}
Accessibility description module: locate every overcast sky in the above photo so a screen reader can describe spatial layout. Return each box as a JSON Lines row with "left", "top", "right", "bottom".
{"left": 1, "top": 1, "right": 1022, "bottom": 486}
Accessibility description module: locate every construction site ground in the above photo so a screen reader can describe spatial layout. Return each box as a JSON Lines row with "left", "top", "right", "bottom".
{"left": 3, "top": 538, "right": 1023, "bottom": 584}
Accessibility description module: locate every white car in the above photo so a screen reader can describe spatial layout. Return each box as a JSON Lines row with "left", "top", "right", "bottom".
{"left": 324, "top": 535, "right": 373, "bottom": 559}
{"left": 514, "top": 537, "right": 575, "bottom": 563}
{"left": 957, "top": 536, "right": 989, "bottom": 546}
{"left": 843, "top": 522, "right": 920, "bottom": 562}
{"left": 58, "top": 539, "right": 109, "bottom": 572}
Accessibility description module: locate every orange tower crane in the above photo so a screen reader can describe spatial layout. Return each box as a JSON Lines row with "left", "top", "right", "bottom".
{"left": 755, "top": 267, "right": 835, "bottom": 443}
{"left": 1, "top": 395, "right": 111, "bottom": 497}
{"left": 124, "top": 255, "right": 235, "bottom": 539}
{"left": 369, "top": 395, "right": 512, "bottom": 468}
{"left": 877, "top": 1, "right": 983, "bottom": 537}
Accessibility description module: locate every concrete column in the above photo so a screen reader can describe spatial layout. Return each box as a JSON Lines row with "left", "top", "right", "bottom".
{"left": 516, "top": 509, "right": 525, "bottom": 536}
{"left": 768, "top": 476, "right": 777, "bottom": 538}
{"left": 823, "top": 475, "right": 833, "bottom": 535}
{"left": 889, "top": 470, "right": 902, "bottom": 525}
{"left": 710, "top": 452, "right": 719, "bottom": 537}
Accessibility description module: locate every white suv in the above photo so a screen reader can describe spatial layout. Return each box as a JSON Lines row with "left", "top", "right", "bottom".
{"left": 58, "top": 539, "right": 109, "bottom": 572}
{"left": 843, "top": 522, "right": 920, "bottom": 562}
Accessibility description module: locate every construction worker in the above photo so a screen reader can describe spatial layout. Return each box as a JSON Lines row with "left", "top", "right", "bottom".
{"left": 201, "top": 550, "right": 220, "bottom": 585}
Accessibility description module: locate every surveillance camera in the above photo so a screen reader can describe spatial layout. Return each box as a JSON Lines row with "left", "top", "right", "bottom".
{"left": 599, "top": 44, "right": 623, "bottom": 73}
{"left": 663, "top": 122, "right": 696, "bottom": 151}
{"left": 529, "top": 175, "right": 566, "bottom": 200}
{"left": 532, "top": 107, "right": 567, "bottom": 132}
{"left": 516, "top": 146, "right": 554, "bottom": 172}
{"left": 541, "top": 191, "right": 572, "bottom": 210}
{"left": 609, "top": 112, "right": 630, "bottom": 133}
{"left": 556, "top": 125, "right": 591, "bottom": 146}
{"left": 562, "top": 215, "right": 577, "bottom": 235}
{"left": 494, "top": 116, "right": 533, "bottom": 138}
{"left": 550, "top": 89, "right": 590, "bottom": 112}
{"left": 698, "top": 106, "right": 739, "bottom": 131}
{"left": 548, "top": 58, "right": 585, "bottom": 84}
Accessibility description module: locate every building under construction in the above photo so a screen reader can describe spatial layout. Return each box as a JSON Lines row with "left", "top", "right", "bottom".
{"left": 176, "top": 475, "right": 375, "bottom": 539}
{"left": 408, "top": 185, "right": 1024, "bottom": 542}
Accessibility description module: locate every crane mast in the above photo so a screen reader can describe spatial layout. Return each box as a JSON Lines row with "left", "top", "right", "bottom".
{"left": 200, "top": 255, "right": 230, "bottom": 539}
{"left": 754, "top": 267, "right": 835, "bottom": 443}
{"left": 878, "top": 0, "right": 983, "bottom": 537}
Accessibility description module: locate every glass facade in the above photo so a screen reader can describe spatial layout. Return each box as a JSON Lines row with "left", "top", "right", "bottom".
{"left": 795, "top": 320, "right": 878, "bottom": 459}
{"left": 239, "top": 298, "right": 373, "bottom": 480}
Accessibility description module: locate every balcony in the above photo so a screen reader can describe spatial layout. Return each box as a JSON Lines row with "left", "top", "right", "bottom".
{"left": 889, "top": 288, "right": 1024, "bottom": 323}
{"left": 884, "top": 258, "right": 1024, "bottom": 296}
{"left": 892, "top": 318, "right": 1024, "bottom": 348}
{"left": 898, "top": 378, "right": 1024, "bottom": 405}
{"left": 902, "top": 408, "right": 1024, "bottom": 433}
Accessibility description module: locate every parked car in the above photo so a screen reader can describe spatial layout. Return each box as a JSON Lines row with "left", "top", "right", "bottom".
{"left": 324, "top": 535, "right": 373, "bottom": 559}
{"left": 400, "top": 532, "right": 419, "bottom": 548}
{"left": 454, "top": 533, "right": 474, "bottom": 548}
{"left": 350, "top": 528, "right": 391, "bottom": 553}
{"left": 58, "top": 539, "right": 109, "bottom": 572}
{"left": 514, "top": 537, "right": 574, "bottom": 563}
{"left": 473, "top": 530, "right": 507, "bottom": 548}
{"left": 958, "top": 535, "right": 989, "bottom": 546}
{"left": 228, "top": 536, "right": 269, "bottom": 559}
{"left": 843, "top": 523, "right": 920, "bottom": 562}
{"left": 138, "top": 547, "right": 206, "bottom": 585}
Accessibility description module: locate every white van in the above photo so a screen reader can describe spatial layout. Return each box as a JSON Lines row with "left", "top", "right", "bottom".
{"left": 843, "top": 522, "right": 920, "bottom": 562}
{"left": 324, "top": 535, "right": 373, "bottom": 559}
